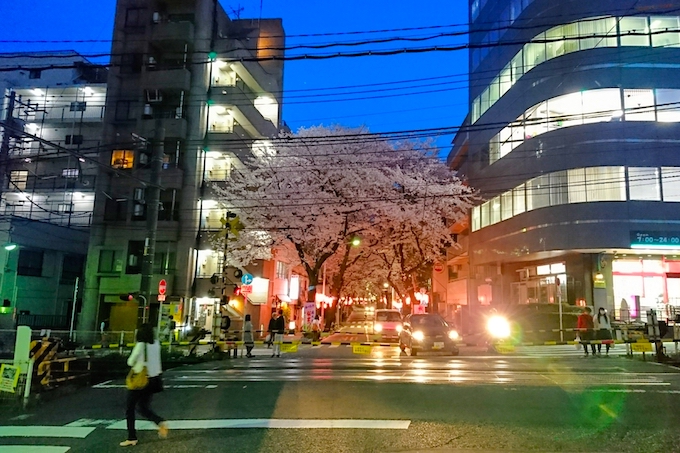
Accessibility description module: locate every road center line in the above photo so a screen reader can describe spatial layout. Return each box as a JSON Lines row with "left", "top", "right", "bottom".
{"left": 106, "top": 419, "right": 411, "bottom": 430}
{"left": 0, "top": 427, "right": 94, "bottom": 438}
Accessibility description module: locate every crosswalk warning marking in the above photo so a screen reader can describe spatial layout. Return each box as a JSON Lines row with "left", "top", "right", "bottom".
{"left": 106, "top": 418, "right": 411, "bottom": 430}
{"left": 0, "top": 426, "right": 94, "bottom": 438}
{"left": 0, "top": 446, "right": 71, "bottom": 453}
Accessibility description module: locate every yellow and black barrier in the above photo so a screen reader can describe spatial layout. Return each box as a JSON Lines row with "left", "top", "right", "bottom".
{"left": 37, "top": 357, "right": 91, "bottom": 387}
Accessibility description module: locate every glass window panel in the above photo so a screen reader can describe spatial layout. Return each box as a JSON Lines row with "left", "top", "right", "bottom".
{"left": 511, "top": 51, "right": 524, "bottom": 83}
{"left": 499, "top": 65, "right": 512, "bottom": 96}
{"left": 490, "top": 197, "right": 501, "bottom": 224}
{"left": 550, "top": 171, "right": 568, "bottom": 205}
{"left": 499, "top": 126, "right": 513, "bottom": 158}
{"left": 472, "top": 97, "right": 481, "bottom": 123}
{"left": 586, "top": 166, "right": 625, "bottom": 201}
{"left": 481, "top": 201, "right": 491, "bottom": 228}
{"left": 662, "top": 167, "right": 680, "bottom": 201}
{"left": 527, "top": 175, "right": 551, "bottom": 210}
{"left": 656, "top": 89, "right": 680, "bottom": 122}
{"left": 650, "top": 16, "right": 680, "bottom": 48}
{"left": 628, "top": 167, "right": 661, "bottom": 201}
{"left": 547, "top": 92, "right": 583, "bottom": 131}
{"left": 510, "top": 120, "right": 524, "bottom": 151}
{"left": 513, "top": 184, "right": 526, "bottom": 215}
{"left": 568, "top": 168, "right": 587, "bottom": 203}
{"left": 524, "top": 37, "right": 546, "bottom": 72}
{"left": 545, "top": 26, "right": 566, "bottom": 59}
{"left": 580, "top": 17, "right": 617, "bottom": 49}
{"left": 481, "top": 87, "right": 490, "bottom": 114}
{"left": 525, "top": 101, "right": 548, "bottom": 139}
{"left": 620, "top": 17, "right": 650, "bottom": 46}
{"left": 472, "top": 206, "right": 481, "bottom": 231}
{"left": 489, "top": 135, "right": 500, "bottom": 164}
{"left": 501, "top": 192, "right": 513, "bottom": 220}
{"left": 489, "top": 76, "right": 500, "bottom": 106}
{"left": 624, "top": 89, "right": 655, "bottom": 121}
{"left": 582, "top": 89, "right": 621, "bottom": 124}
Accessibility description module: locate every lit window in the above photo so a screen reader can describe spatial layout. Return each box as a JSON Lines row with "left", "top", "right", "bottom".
{"left": 619, "top": 17, "right": 650, "bottom": 46}
{"left": 471, "top": 206, "right": 481, "bottom": 231}
{"left": 586, "top": 167, "right": 625, "bottom": 201}
{"left": 661, "top": 167, "right": 680, "bottom": 201}
{"left": 650, "top": 16, "right": 680, "bottom": 48}
{"left": 512, "top": 184, "right": 526, "bottom": 215}
{"left": 624, "top": 89, "right": 655, "bottom": 121}
{"left": 62, "top": 168, "right": 79, "bottom": 179}
{"left": 656, "top": 89, "right": 680, "bottom": 122}
{"left": 9, "top": 171, "right": 28, "bottom": 191}
{"left": 628, "top": 167, "right": 660, "bottom": 201}
{"left": 111, "top": 150, "right": 134, "bottom": 169}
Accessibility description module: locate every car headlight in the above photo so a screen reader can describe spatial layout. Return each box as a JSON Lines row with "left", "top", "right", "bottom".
{"left": 487, "top": 315, "right": 511, "bottom": 339}
{"left": 448, "top": 330, "right": 460, "bottom": 341}
{"left": 412, "top": 331, "right": 425, "bottom": 342}
{"left": 374, "top": 323, "right": 383, "bottom": 333}
{"left": 396, "top": 325, "right": 403, "bottom": 333}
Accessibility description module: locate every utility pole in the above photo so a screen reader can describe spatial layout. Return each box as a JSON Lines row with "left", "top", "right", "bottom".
{"left": 139, "top": 122, "right": 165, "bottom": 324}
{"left": 0, "top": 91, "right": 17, "bottom": 202}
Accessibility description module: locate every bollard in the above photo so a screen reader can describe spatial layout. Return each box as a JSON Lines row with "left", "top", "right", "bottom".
{"left": 14, "top": 326, "right": 31, "bottom": 370}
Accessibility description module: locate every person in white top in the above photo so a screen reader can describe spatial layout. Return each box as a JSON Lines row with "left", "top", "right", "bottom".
{"left": 594, "top": 308, "right": 613, "bottom": 356}
{"left": 120, "top": 324, "right": 168, "bottom": 447}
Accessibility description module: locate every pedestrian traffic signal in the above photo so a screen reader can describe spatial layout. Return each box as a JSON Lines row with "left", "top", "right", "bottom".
{"left": 119, "top": 293, "right": 136, "bottom": 301}
{"left": 234, "top": 286, "right": 241, "bottom": 296}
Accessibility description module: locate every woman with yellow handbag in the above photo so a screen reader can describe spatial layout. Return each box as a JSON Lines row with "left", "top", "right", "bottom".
{"left": 120, "top": 323, "right": 168, "bottom": 447}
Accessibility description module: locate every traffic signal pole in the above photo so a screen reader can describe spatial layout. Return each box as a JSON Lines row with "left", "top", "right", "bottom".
{"left": 139, "top": 122, "right": 165, "bottom": 324}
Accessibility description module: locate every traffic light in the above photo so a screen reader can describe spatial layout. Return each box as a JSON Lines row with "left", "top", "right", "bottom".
{"left": 120, "top": 293, "right": 136, "bottom": 301}
{"left": 234, "top": 286, "right": 241, "bottom": 296}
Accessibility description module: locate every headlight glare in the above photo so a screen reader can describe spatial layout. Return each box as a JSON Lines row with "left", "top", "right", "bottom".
{"left": 374, "top": 323, "right": 383, "bottom": 333}
{"left": 448, "top": 330, "right": 460, "bottom": 340}
{"left": 487, "top": 315, "right": 512, "bottom": 339}
{"left": 396, "top": 325, "right": 403, "bottom": 333}
{"left": 413, "top": 331, "right": 425, "bottom": 342}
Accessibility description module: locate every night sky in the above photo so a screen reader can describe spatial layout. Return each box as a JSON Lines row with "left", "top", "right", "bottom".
{"left": 0, "top": 0, "right": 469, "bottom": 154}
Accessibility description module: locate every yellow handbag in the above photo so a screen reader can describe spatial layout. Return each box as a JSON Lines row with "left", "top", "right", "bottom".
{"left": 125, "top": 344, "right": 149, "bottom": 390}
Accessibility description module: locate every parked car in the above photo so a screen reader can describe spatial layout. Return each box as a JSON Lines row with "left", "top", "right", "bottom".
{"left": 399, "top": 313, "right": 460, "bottom": 356}
{"left": 373, "top": 309, "right": 403, "bottom": 341}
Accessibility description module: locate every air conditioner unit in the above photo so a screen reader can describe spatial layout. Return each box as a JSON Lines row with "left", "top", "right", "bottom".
{"left": 146, "top": 89, "right": 162, "bottom": 103}
{"left": 143, "top": 104, "right": 153, "bottom": 117}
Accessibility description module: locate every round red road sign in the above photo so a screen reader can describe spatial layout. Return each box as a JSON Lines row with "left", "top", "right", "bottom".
{"left": 433, "top": 263, "right": 444, "bottom": 273}
{"left": 158, "top": 279, "right": 167, "bottom": 295}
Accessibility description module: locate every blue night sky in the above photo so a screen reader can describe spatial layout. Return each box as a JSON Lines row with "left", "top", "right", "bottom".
{"left": 0, "top": 1, "right": 469, "bottom": 155}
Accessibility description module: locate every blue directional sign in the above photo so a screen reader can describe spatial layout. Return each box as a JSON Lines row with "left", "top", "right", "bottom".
{"left": 241, "top": 273, "right": 253, "bottom": 285}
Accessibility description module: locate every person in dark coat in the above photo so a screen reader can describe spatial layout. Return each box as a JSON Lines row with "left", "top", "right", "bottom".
{"left": 267, "top": 314, "right": 277, "bottom": 348}
{"left": 272, "top": 309, "right": 285, "bottom": 358}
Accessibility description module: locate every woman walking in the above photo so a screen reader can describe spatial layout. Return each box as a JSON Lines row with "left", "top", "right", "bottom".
{"left": 120, "top": 324, "right": 168, "bottom": 447}
{"left": 244, "top": 314, "right": 255, "bottom": 358}
{"left": 595, "top": 307, "right": 613, "bottom": 356}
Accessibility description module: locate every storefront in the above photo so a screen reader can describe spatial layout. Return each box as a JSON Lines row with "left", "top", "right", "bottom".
{"left": 612, "top": 256, "right": 680, "bottom": 322}
{"left": 511, "top": 262, "right": 567, "bottom": 305}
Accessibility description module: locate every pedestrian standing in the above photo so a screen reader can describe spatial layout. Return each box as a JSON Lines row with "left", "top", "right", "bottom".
{"left": 120, "top": 324, "right": 168, "bottom": 447}
{"left": 243, "top": 314, "right": 255, "bottom": 358}
{"left": 312, "top": 315, "right": 321, "bottom": 342}
{"left": 595, "top": 307, "right": 613, "bottom": 356}
{"left": 577, "top": 307, "right": 596, "bottom": 356}
{"left": 272, "top": 309, "right": 285, "bottom": 358}
{"left": 267, "top": 313, "right": 277, "bottom": 348}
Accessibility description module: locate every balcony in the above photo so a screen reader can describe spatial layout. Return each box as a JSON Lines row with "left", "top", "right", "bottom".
{"left": 151, "top": 21, "right": 194, "bottom": 44}
{"left": 212, "top": 88, "right": 277, "bottom": 138}
{"left": 213, "top": 41, "right": 281, "bottom": 95}
{"left": 141, "top": 117, "right": 187, "bottom": 139}
{"left": 146, "top": 68, "right": 191, "bottom": 91}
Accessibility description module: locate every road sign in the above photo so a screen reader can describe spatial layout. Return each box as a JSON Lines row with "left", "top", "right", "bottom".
{"left": 241, "top": 284, "right": 253, "bottom": 294}
{"left": 433, "top": 263, "right": 444, "bottom": 273}
{"left": 241, "top": 273, "right": 253, "bottom": 285}
{"left": 352, "top": 344, "right": 372, "bottom": 355}
{"left": 631, "top": 342, "right": 653, "bottom": 352}
{"left": 157, "top": 294, "right": 166, "bottom": 302}
{"left": 158, "top": 279, "right": 167, "bottom": 295}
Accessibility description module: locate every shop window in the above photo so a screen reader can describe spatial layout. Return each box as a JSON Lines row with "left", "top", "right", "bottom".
{"left": 620, "top": 17, "right": 650, "bottom": 46}
{"left": 662, "top": 167, "right": 680, "bottom": 201}
{"left": 628, "top": 167, "right": 660, "bottom": 201}
{"left": 17, "top": 249, "right": 43, "bottom": 277}
{"left": 111, "top": 150, "right": 134, "bottom": 169}
{"left": 650, "top": 16, "right": 680, "bottom": 48}
{"left": 624, "top": 89, "right": 655, "bottom": 121}
{"left": 656, "top": 89, "right": 680, "bottom": 122}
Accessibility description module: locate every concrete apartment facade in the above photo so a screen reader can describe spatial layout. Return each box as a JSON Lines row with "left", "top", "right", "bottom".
{"left": 448, "top": 0, "right": 680, "bottom": 329}
{"left": 80, "top": 0, "right": 286, "bottom": 333}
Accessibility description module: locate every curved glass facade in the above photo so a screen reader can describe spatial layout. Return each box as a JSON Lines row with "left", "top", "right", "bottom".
{"left": 488, "top": 87, "right": 680, "bottom": 164}
{"left": 471, "top": 15, "right": 680, "bottom": 124}
{"left": 471, "top": 166, "right": 680, "bottom": 232}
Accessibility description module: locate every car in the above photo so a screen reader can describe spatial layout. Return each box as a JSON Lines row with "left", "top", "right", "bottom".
{"left": 399, "top": 313, "right": 460, "bottom": 356}
{"left": 373, "top": 309, "right": 403, "bottom": 341}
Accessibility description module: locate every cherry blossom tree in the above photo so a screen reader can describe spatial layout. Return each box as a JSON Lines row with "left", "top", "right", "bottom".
{"left": 212, "top": 125, "right": 473, "bottom": 303}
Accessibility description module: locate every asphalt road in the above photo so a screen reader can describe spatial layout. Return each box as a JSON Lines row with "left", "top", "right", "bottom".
{"left": 2, "top": 345, "right": 680, "bottom": 453}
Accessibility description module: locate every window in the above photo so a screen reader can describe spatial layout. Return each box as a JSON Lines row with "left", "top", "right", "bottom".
{"left": 628, "top": 167, "right": 660, "bottom": 201}
{"left": 586, "top": 167, "right": 625, "bottom": 201}
{"left": 17, "top": 249, "right": 43, "bottom": 277}
{"left": 579, "top": 17, "right": 617, "bottom": 50}
{"left": 61, "top": 254, "right": 84, "bottom": 284}
{"left": 62, "top": 168, "right": 79, "bottom": 179}
{"left": 620, "top": 17, "right": 650, "bottom": 47}
{"left": 662, "top": 167, "right": 680, "bottom": 201}
{"left": 524, "top": 37, "right": 546, "bottom": 72}
{"left": 501, "top": 192, "right": 512, "bottom": 221}
{"left": 120, "top": 53, "right": 143, "bottom": 74}
{"left": 111, "top": 150, "right": 134, "bottom": 169}
{"left": 65, "top": 135, "right": 83, "bottom": 145}
{"left": 550, "top": 171, "right": 568, "bottom": 205}
{"left": 499, "top": 65, "right": 512, "bottom": 97}
{"left": 513, "top": 184, "right": 526, "bottom": 215}
{"left": 568, "top": 168, "right": 587, "bottom": 203}
{"left": 104, "top": 198, "right": 127, "bottom": 221}
{"left": 125, "top": 7, "right": 146, "bottom": 28}
{"left": 276, "top": 261, "right": 288, "bottom": 279}
{"left": 471, "top": 206, "right": 480, "bottom": 231}
{"left": 527, "top": 175, "right": 550, "bottom": 210}
{"left": 480, "top": 201, "right": 491, "bottom": 228}
{"left": 656, "top": 89, "right": 680, "bottom": 122}
{"left": 98, "top": 250, "right": 117, "bottom": 273}
{"left": 9, "top": 171, "right": 28, "bottom": 191}
{"left": 624, "top": 89, "right": 655, "bottom": 121}
{"left": 158, "top": 189, "right": 179, "bottom": 221}
{"left": 650, "top": 16, "right": 680, "bottom": 48}
{"left": 28, "top": 69, "right": 41, "bottom": 79}
{"left": 153, "top": 242, "right": 176, "bottom": 274}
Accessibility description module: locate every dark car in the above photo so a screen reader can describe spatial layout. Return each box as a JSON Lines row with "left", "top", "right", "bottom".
{"left": 399, "top": 313, "right": 460, "bottom": 356}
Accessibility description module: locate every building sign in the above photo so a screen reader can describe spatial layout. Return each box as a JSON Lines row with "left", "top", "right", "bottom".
{"left": 631, "top": 231, "right": 680, "bottom": 249}
{"left": 0, "top": 364, "right": 20, "bottom": 393}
